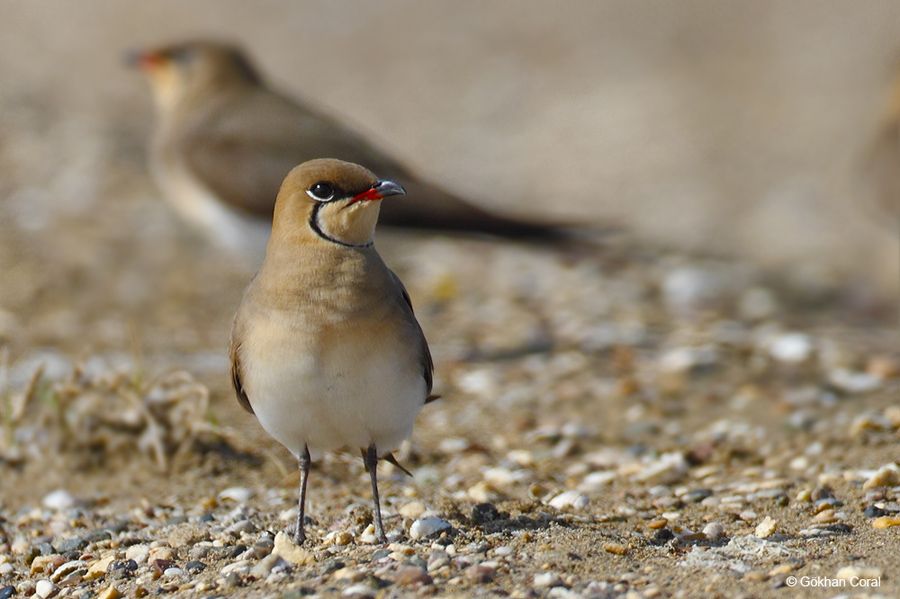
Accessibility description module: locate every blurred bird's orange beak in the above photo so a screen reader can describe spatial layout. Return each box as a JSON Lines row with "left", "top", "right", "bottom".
{"left": 124, "top": 50, "right": 167, "bottom": 71}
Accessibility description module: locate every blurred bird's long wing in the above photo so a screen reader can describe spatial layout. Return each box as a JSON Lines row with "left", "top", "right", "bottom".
{"left": 183, "top": 89, "right": 403, "bottom": 219}
{"left": 182, "top": 88, "right": 571, "bottom": 238}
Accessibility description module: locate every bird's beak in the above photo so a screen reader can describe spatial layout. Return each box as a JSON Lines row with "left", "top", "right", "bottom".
{"left": 350, "top": 179, "right": 406, "bottom": 204}
{"left": 124, "top": 49, "right": 166, "bottom": 70}
{"left": 372, "top": 179, "right": 406, "bottom": 199}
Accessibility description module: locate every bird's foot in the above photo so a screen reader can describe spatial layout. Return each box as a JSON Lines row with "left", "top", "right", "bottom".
{"left": 291, "top": 525, "right": 306, "bottom": 546}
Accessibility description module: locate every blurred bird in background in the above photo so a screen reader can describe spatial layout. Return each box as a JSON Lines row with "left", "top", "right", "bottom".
{"left": 861, "top": 62, "right": 900, "bottom": 233}
{"left": 129, "top": 40, "right": 570, "bottom": 261}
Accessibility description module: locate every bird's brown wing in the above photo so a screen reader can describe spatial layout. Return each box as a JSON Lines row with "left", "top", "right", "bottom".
{"left": 182, "top": 87, "right": 571, "bottom": 239}
{"left": 229, "top": 322, "right": 254, "bottom": 414}
{"left": 182, "top": 88, "right": 409, "bottom": 219}
{"left": 388, "top": 270, "right": 435, "bottom": 400}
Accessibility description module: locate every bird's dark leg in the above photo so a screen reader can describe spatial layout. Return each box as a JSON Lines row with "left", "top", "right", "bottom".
{"left": 293, "top": 444, "right": 311, "bottom": 544}
{"left": 363, "top": 444, "right": 387, "bottom": 543}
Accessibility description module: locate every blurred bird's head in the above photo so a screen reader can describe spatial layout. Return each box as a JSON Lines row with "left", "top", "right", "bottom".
{"left": 271, "top": 159, "right": 406, "bottom": 249}
{"left": 128, "top": 40, "right": 260, "bottom": 113}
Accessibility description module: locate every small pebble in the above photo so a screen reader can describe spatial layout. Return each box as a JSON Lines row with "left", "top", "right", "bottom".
{"left": 864, "top": 505, "right": 887, "bottom": 518}
{"left": 768, "top": 333, "right": 813, "bottom": 363}
{"left": 35, "top": 580, "right": 55, "bottom": 599}
{"left": 862, "top": 464, "right": 900, "bottom": 490}
{"left": 814, "top": 509, "right": 836, "bottom": 524}
{"left": 395, "top": 565, "right": 432, "bottom": 586}
{"left": 49, "top": 560, "right": 86, "bottom": 583}
{"left": 409, "top": 517, "right": 451, "bottom": 540}
{"left": 651, "top": 528, "right": 675, "bottom": 545}
{"left": 250, "top": 554, "right": 280, "bottom": 579}
{"left": 272, "top": 532, "right": 314, "bottom": 565}
{"left": 357, "top": 524, "right": 378, "bottom": 544}
{"left": 534, "top": 572, "right": 563, "bottom": 588}
{"left": 872, "top": 516, "right": 900, "bottom": 529}
{"left": 769, "top": 564, "right": 794, "bottom": 576}
{"left": 184, "top": 561, "right": 207, "bottom": 574}
{"left": 97, "top": 587, "right": 121, "bottom": 599}
{"left": 107, "top": 560, "right": 138, "bottom": 580}
{"left": 53, "top": 537, "right": 86, "bottom": 554}
{"left": 342, "top": 584, "right": 376, "bottom": 598}
{"left": 427, "top": 549, "right": 450, "bottom": 572}
{"left": 334, "top": 567, "right": 366, "bottom": 582}
{"left": 755, "top": 517, "right": 778, "bottom": 538}
{"left": 399, "top": 502, "right": 426, "bottom": 520}
{"left": 868, "top": 356, "right": 900, "bottom": 379}
{"left": 684, "top": 489, "right": 713, "bottom": 503}
{"left": 548, "top": 490, "right": 589, "bottom": 511}
{"left": 151, "top": 559, "right": 176, "bottom": 578}
{"left": 188, "top": 545, "right": 211, "bottom": 560}
{"left": 811, "top": 485, "right": 835, "bottom": 501}
{"left": 579, "top": 471, "right": 616, "bottom": 492}
{"left": 221, "top": 572, "right": 242, "bottom": 588}
{"left": 30, "top": 556, "right": 65, "bottom": 576}
{"left": 218, "top": 487, "right": 253, "bottom": 503}
{"left": 125, "top": 545, "right": 150, "bottom": 564}
{"left": 702, "top": 522, "right": 725, "bottom": 541}
{"left": 148, "top": 547, "right": 174, "bottom": 562}
{"left": 224, "top": 519, "right": 256, "bottom": 535}
{"left": 829, "top": 369, "right": 880, "bottom": 394}
{"left": 85, "top": 555, "right": 115, "bottom": 580}
{"left": 465, "top": 564, "right": 495, "bottom": 583}
{"left": 42, "top": 490, "right": 75, "bottom": 511}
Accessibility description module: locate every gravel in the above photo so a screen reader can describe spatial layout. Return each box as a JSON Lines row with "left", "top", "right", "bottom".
{"left": 0, "top": 190, "right": 896, "bottom": 596}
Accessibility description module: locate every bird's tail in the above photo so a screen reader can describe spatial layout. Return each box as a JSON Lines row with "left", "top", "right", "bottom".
{"left": 379, "top": 178, "right": 592, "bottom": 242}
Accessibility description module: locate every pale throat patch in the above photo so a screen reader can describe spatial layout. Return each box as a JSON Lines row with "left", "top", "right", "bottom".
{"left": 149, "top": 68, "right": 185, "bottom": 113}
{"left": 313, "top": 201, "right": 381, "bottom": 247}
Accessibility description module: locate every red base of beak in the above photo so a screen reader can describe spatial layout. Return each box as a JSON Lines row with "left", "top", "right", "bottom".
{"left": 351, "top": 188, "right": 385, "bottom": 203}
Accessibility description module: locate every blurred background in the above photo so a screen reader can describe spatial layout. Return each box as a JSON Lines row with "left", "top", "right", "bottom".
{"left": 2, "top": 0, "right": 899, "bottom": 294}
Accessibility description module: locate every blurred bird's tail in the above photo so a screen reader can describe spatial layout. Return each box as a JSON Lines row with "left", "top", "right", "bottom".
{"left": 380, "top": 178, "right": 594, "bottom": 242}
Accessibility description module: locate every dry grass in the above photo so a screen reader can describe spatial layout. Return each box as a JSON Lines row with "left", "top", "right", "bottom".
{"left": 0, "top": 350, "right": 238, "bottom": 470}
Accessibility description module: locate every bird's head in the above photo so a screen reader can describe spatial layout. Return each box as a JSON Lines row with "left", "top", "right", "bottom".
{"left": 128, "top": 40, "right": 260, "bottom": 113}
{"left": 270, "top": 159, "right": 406, "bottom": 249}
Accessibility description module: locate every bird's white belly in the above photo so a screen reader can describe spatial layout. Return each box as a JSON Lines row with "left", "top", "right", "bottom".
{"left": 155, "top": 161, "right": 269, "bottom": 264}
{"left": 243, "top": 316, "right": 426, "bottom": 459}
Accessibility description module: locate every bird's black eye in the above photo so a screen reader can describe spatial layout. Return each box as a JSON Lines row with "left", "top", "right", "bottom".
{"left": 307, "top": 182, "right": 336, "bottom": 202}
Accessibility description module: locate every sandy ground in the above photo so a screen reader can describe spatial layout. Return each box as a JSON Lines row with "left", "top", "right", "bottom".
{"left": 0, "top": 3, "right": 899, "bottom": 598}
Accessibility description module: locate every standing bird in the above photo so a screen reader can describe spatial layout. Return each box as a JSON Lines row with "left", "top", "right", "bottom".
{"left": 230, "top": 158, "right": 435, "bottom": 544}
{"left": 130, "top": 39, "right": 566, "bottom": 259}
